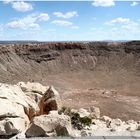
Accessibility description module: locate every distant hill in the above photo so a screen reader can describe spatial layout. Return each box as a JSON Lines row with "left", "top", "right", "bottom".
{"left": 0, "top": 40, "right": 39, "bottom": 44}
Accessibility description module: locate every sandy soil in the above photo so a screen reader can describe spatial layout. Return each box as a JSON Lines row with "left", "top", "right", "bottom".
{"left": 42, "top": 71, "right": 140, "bottom": 121}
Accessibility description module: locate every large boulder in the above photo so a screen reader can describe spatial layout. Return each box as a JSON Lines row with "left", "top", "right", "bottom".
{"left": 0, "top": 98, "right": 26, "bottom": 118}
{"left": 0, "top": 82, "right": 43, "bottom": 137}
{"left": 18, "top": 82, "right": 49, "bottom": 108}
{"left": 18, "top": 82, "right": 48, "bottom": 95}
{"left": 0, "top": 83, "right": 40, "bottom": 119}
{"left": 25, "top": 111, "right": 72, "bottom": 137}
{"left": 39, "top": 86, "right": 62, "bottom": 114}
{"left": 0, "top": 84, "right": 29, "bottom": 108}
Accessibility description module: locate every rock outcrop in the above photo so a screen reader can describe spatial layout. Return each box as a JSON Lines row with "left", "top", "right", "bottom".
{"left": 17, "top": 82, "right": 49, "bottom": 119}
{"left": 0, "top": 82, "right": 49, "bottom": 138}
{"left": 39, "top": 86, "right": 62, "bottom": 115}
{"left": 0, "top": 41, "right": 140, "bottom": 84}
{"left": 0, "top": 83, "right": 29, "bottom": 138}
{"left": 0, "top": 82, "right": 67, "bottom": 138}
{"left": 0, "top": 82, "right": 139, "bottom": 138}
{"left": 0, "top": 117, "right": 28, "bottom": 138}
{"left": 25, "top": 111, "right": 72, "bottom": 137}
{"left": 18, "top": 82, "right": 48, "bottom": 95}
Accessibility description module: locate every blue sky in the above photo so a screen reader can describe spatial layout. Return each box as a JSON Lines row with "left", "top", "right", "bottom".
{"left": 0, "top": 0, "right": 140, "bottom": 41}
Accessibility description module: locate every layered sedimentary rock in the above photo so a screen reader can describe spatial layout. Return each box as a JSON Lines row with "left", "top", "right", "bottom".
{"left": 0, "top": 41, "right": 140, "bottom": 83}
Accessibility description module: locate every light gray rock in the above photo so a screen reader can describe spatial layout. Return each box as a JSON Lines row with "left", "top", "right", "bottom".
{"left": 25, "top": 111, "right": 72, "bottom": 137}
{"left": 0, "top": 117, "right": 28, "bottom": 137}
{"left": 100, "top": 116, "right": 112, "bottom": 122}
{"left": 0, "top": 98, "right": 26, "bottom": 118}
{"left": 92, "top": 119, "right": 106, "bottom": 127}
{"left": 78, "top": 108, "right": 90, "bottom": 118}
{"left": 0, "top": 83, "right": 40, "bottom": 120}
{"left": 110, "top": 119, "right": 122, "bottom": 127}
{"left": 126, "top": 120, "right": 138, "bottom": 131}
{"left": 89, "top": 106, "right": 100, "bottom": 119}
{"left": 0, "top": 82, "right": 45, "bottom": 137}
{"left": 18, "top": 82, "right": 48, "bottom": 95}
{"left": 10, "top": 131, "right": 26, "bottom": 139}
{"left": 0, "top": 84, "right": 29, "bottom": 108}
{"left": 18, "top": 82, "right": 49, "bottom": 117}
{"left": 109, "top": 119, "right": 123, "bottom": 132}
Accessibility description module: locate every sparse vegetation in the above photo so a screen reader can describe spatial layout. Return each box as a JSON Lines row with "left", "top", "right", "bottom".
{"left": 58, "top": 106, "right": 71, "bottom": 116}
{"left": 59, "top": 106, "right": 92, "bottom": 130}
{"left": 80, "top": 116, "right": 92, "bottom": 126}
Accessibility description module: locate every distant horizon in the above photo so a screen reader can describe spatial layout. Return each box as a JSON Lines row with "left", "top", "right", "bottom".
{"left": 0, "top": 39, "right": 138, "bottom": 43}
{"left": 0, "top": 1, "right": 140, "bottom": 40}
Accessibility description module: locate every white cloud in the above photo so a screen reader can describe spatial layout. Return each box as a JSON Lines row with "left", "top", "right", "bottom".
{"left": 12, "top": 1, "right": 33, "bottom": 12}
{"left": 104, "top": 17, "right": 140, "bottom": 38}
{"left": 89, "top": 24, "right": 140, "bottom": 40}
{"left": 51, "top": 20, "right": 79, "bottom": 29}
{"left": 53, "top": 11, "right": 78, "bottom": 19}
{"left": 121, "top": 21, "right": 139, "bottom": 33}
{"left": 106, "top": 17, "right": 139, "bottom": 29}
{"left": 130, "top": 1, "right": 138, "bottom": 6}
{"left": 106, "top": 17, "right": 130, "bottom": 25}
{"left": 28, "top": 23, "right": 40, "bottom": 29}
{"left": 51, "top": 20, "right": 73, "bottom": 27}
{"left": 3, "top": 1, "right": 33, "bottom": 12}
{"left": 92, "top": 0, "right": 115, "bottom": 7}
{"left": 37, "top": 13, "right": 50, "bottom": 21}
{"left": 7, "top": 20, "right": 25, "bottom": 29}
{"left": 6, "top": 13, "right": 49, "bottom": 30}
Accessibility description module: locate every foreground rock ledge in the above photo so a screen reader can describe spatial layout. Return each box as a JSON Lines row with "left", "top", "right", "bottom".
{"left": 25, "top": 111, "right": 72, "bottom": 137}
{"left": 0, "top": 82, "right": 139, "bottom": 139}
{"left": 0, "top": 82, "right": 61, "bottom": 138}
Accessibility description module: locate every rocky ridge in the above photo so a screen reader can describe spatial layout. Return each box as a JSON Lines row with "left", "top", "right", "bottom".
{"left": 0, "top": 41, "right": 140, "bottom": 83}
{"left": 0, "top": 82, "right": 139, "bottom": 139}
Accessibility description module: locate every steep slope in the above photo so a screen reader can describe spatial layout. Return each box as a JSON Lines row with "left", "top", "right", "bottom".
{"left": 0, "top": 41, "right": 140, "bottom": 83}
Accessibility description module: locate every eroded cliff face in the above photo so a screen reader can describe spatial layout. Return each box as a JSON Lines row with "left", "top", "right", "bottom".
{"left": 0, "top": 41, "right": 140, "bottom": 83}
